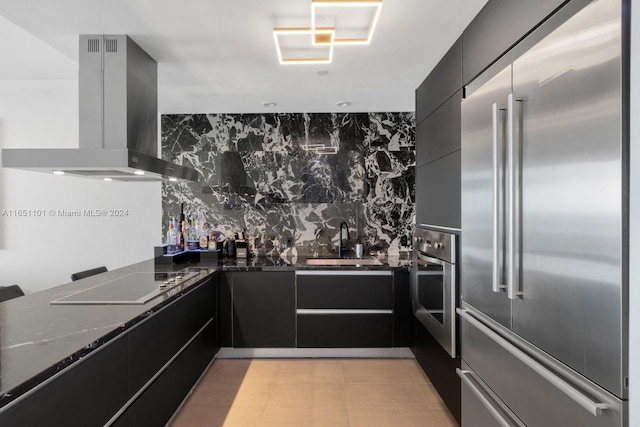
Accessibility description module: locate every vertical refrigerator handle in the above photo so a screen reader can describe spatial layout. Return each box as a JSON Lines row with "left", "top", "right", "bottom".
{"left": 492, "top": 103, "right": 505, "bottom": 293}
{"left": 506, "top": 94, "right": 522, "bottom": 300}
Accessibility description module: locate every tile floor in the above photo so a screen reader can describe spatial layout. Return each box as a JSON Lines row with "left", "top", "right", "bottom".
{"left": 170, "top": 359, "right": 458, "bottom": 427}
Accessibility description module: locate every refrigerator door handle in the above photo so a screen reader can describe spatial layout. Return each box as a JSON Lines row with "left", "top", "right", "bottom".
{"left": 457, "top": 368, "right": 522, "bottom": 427}
{"left": 457, "top": 308, "right": 611, "bottom": 416}
{"left": 492, "top": 102, "right": 506, "bottom": 293}
{"left": 506, "top": 93, "right": 523, "bottom": 300}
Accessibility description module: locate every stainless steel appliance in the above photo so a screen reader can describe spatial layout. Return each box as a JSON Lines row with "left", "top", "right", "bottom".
{"left": 1, "top": 35, "right": 198, "bottom": 182}
{"left": 459, "top": 0, "right": 627, "bottom": 425}
{"left": 412, "top": 227, "right": 458, "bottom": 358}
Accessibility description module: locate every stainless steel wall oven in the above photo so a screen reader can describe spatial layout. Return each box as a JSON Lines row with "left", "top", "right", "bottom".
{"left": 412, "top": 227, "right": 458, "bottom": 358}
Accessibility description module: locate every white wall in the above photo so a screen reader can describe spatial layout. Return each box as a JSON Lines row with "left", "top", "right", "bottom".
{"left": 630, "top": 2, "right": 638, "bottom": 425}
{"left": 0, "top": 79, "right": 161, "bottom": 294}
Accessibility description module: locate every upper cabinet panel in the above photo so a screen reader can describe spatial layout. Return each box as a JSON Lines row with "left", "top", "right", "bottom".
{"left": 416, "top": 90, "right": 462, "bottom": 168}
{"left": 416, "top": 37, "right": 463, "bottom": 125}
{"left": 462, "top": 0, "right": 568, "bottom": 85}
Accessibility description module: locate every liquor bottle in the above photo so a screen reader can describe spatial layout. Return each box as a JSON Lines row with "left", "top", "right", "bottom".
{"left": 181, "top": 220, "right": 187, "bottom": 251}
{"left": 199, "top": 222, "right": 209, "bottom": 249}
{"left": 188, "top": 217, "right": 198, "bottom": 248}
{"left": 167, "top": 221, "right": 176, "bottom": 253}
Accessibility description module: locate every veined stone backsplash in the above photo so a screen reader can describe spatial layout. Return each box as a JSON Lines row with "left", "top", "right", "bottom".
{"left": 161, "top": 112, "right": 415, "bottom": 257}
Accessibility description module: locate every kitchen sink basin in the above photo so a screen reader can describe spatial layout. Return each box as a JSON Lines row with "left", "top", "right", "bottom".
{"left": 305, "top": 257, "right": 383, "bottom": 266}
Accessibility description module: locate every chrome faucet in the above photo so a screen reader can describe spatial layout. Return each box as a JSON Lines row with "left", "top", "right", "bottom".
{"left": 338, "top": 221, "right": 350, "bottom": 258}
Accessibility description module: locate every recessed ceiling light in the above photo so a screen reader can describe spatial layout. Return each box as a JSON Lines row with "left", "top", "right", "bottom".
{"left": 103, "top": 177, "right": 113, "bottom": 182}
{"left": 134, "top": 170, "right": 145, "bottom": 175}
{"left": 336, "top": 101, "right": 351, "bottom": 107}
{"left": 169, "top": 177, "right": 178, "bottom": 182}
{"left": 263, "top": 102, "right": 277, "bottom": 107}
{"left": 53, "top": 170, "right": 65, "bottom": 175}
{"left": 317, "top": 69, "right": 329, "bottom": 76}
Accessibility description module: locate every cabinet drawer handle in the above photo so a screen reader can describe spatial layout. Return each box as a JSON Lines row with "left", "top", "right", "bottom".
{"left": 457, "top": 369, "right": 521, "bottom": 427}
{"left": 458, "top": 308, "right": 609, "bottom": 416}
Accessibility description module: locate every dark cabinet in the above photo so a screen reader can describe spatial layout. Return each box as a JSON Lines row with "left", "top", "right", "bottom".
{"left": 415, "top": 151, "right": 461, "bottom": 229}
{"left": 296, "top": 271, "right": 394, "bottom": 348}
{"left": 232, "top": 271, "right": 296, "bottom": 348}
{"left": 416, "top": 90, "right": 462, "bottom": 168}
{"left": 415, "top": 319, "right": 461, "bottom": 425}
{"left": 462, "top": 0, "right": 577, "bottom": 84}
{"left": 0, "top": 338, "right": 129, "bottom": 427}
{"left": 297, "top": 313, "right": 393, "bottom": 347}
{"left": 416, "top": 37, "right": 463, "bottom": 124}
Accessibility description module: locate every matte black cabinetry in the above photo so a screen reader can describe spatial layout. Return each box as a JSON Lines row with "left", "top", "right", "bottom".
{"left": 462, "top": 0, "right": 572, "bottom": 84}
{"left": 116, "top": 279, "right": 218, "bottom": 426}
{"left": 0, "top": 277, "right": 218, "bottom": 427}
{"left": 0, "top": 338, "right": 129, "bottom": 427}
{"left": 415, "top": 151, "right": 461, "bottom": 229}
{"left": 296, "top": 271, "right": 399, "bottom": 348}
{"left": 416, "top": 37, "right": 462, "bottom": 124}
{"left": 232, "top": 272, "right": 296, "bottom": 348}
{"left": 415, "top": 320, "right": 461, "bottom": 425}
{"left": 416, "top": 90, "right": 462, "bottom": 168}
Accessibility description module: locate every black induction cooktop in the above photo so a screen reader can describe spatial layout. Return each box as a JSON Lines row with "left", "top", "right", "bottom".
{"left": 49, "top": 271, "right": 200, "bottom": 305}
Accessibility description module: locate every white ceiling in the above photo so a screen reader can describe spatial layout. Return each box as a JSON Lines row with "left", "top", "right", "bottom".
{"left": 0, "top": 0, "right": 487, "bottom": 114}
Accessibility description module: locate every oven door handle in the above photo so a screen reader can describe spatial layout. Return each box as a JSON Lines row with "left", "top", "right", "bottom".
{"left": 416, "top": 252, "right": 445, "bottom": 266}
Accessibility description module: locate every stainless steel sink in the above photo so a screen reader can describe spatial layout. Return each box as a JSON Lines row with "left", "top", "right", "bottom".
{"left": 305, "top": 257, "right": 383, "bottom": 266}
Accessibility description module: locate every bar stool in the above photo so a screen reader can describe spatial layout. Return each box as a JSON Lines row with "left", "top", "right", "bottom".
{"left": 71, "top": 266, "right": 108, "bottom": 281}
{"left": 0, "top": 285, "right": 25, "bottom": 302}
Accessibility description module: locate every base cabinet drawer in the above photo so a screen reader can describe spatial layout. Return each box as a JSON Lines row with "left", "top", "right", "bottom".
{"left": 460, "top": 309, "right": 624, "bottom": 427}
{"left": 297, "top": 313, "right": 392, "bottom": 348}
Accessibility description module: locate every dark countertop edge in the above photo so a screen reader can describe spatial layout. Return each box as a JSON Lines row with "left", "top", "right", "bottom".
{"left": 0, "top": 272, "right": 215, "bottom": 410}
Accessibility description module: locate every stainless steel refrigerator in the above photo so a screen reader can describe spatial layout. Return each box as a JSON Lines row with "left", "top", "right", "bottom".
{"left": 459, "top": 0, "right": 628, "bottom": 425}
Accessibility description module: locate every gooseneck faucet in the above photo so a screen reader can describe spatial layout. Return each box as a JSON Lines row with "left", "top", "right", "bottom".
{"left": 338, "top": 221, "right": 350, "bottom": 258}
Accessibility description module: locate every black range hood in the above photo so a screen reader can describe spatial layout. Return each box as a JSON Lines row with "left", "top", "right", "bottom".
{"left": 1, "top": 35, "right": 199, "bottom": 182}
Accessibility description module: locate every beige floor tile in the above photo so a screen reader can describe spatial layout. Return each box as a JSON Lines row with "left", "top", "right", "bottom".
{"left": 419, "top": 382, "right": 448, "bottom": 409}
{"left": 274, "top": 360, "right": 345, "bottom": 384}
{"left": 345, "top": 383, "right": 430, "bottom": 407}
{"left": 186, "top": 381, "right": 271, "bottom": 407}
{"left": 342, "top": 359, "right": 418, "bottom": 384}
{"left": 348, "top": 406, "right": 443, "bottom": 427}
{"left": 171, "top": 358, "right": 459, "bottom": 427}
{"left": 260, "top": 404, "right": 350, "bottom": 425}
{"left": 434, "top": 408, "right": 460, "bottom": 427}
{"left": 206, "top": 359, "right": 253, "bottom": 384}
{"left": 404, "top": 359, "right": 432, "bottom": 384}
{"left": 267, "top": 382, "right": 347, "bottom": 408}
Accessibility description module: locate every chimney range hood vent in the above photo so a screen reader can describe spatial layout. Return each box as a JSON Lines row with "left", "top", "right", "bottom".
{"left": 1, "top": 35, "right": 199, "bottom": 182}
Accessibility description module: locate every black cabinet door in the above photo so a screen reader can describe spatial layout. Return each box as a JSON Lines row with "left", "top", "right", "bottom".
{"left": 297, "top": 314, "right": 393, "bottom": 348}
{"left": 416, "top": 37, "right": 463, "bottom": 124}
{"left": 128, "top": 278, "right": 215, "bottom": 395}
{"left": 416, "top": 90, "right": 462, "bottom": 168}
{"left": 462, "top": 0, "right": 573, "bottom": 84}
{"left": 297, "top": 272, "right": 392, "bottom": 309}
{"left": 218, "top": 272, "right": 233, "bottom": 347}
{"left": 116, "top": 320, "right": 217, "bottom": 427}
{"left": 415, "top": 320, "right": 461, "bottom": 425}
{"left": 392, "top": 270, "right": 413, "bottom": 347}
{"left": 233, "top": 272, "right": 296, "bottom": 348}
{"left": 0, "top": 338, "right": 128, "bottom": 427}
{"left": 415, "top": 150, "right": 461, "bottom": 229}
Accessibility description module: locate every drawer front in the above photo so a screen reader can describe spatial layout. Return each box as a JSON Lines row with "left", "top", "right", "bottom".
{"left": 297, "top": 313, "right": 392, "bottom": 348}
{"left": 460, "top": 309, "right": 623, "bottom": 427}
{"left": 128, "top": 279, "right": 215, "bottom": 393}
{"left": 296, "top": 271, "right": 392, "bottom": 309}
{"left": 460, "top": 362, "right": 524, "bottom": 427}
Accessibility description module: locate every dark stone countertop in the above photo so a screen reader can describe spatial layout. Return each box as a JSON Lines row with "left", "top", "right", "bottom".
{"left": 213, "top": 253, "right": 412, "bottom": 272}
{"left": 0, "top": 260, "right": 215, "bottom": 410}
{"left": 0, "top": 253, "right": 410, "bottom": 410}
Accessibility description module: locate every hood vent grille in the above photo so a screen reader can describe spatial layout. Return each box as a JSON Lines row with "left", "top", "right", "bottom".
{"left": 88, "top": 38, "right": 100, "bottom": 52}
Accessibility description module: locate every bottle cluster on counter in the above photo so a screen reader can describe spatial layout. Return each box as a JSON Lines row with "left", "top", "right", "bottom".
{"left": 165, "top": 203, "right": 220, "bottom": 254}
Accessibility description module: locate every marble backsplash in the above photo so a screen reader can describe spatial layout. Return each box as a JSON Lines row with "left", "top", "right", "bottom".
{"left": 161, "top": 112, "right": 415, "bottom": 257}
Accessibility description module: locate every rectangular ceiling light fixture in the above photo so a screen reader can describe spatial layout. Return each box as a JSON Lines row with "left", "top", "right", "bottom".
{"left": 311, "top": 0, "right": 383, "bottom": 45}
{"left": 273, "top": 27, "right": 335, "bottom": 64}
